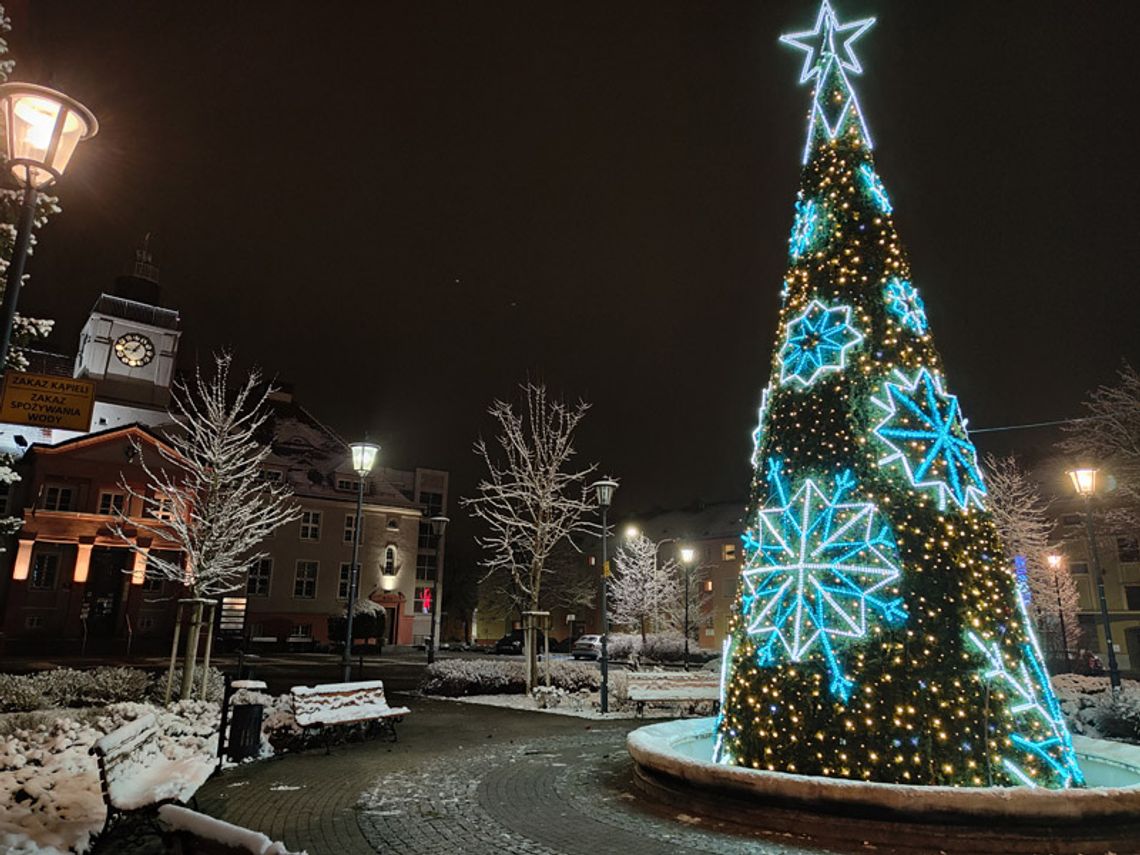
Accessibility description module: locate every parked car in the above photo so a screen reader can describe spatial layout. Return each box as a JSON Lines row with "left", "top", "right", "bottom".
{"left": 571, "top": 634, "right": 603, "bottom": 660}
{"left": 493, "top": 629, "right": 546, "bottom": 655}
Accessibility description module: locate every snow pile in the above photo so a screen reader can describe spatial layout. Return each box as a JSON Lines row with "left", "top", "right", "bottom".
{"left": 1052, "top": 674, "right": 1140, "bottom": 742}
{"left": 420, "top": 658, "right": 601, "bottom": 697}
{"left": 0, "top": 700, "right": 219, "bottom": 854}
{"left": 606, "top": 632, "right": 696, "bottom": 664}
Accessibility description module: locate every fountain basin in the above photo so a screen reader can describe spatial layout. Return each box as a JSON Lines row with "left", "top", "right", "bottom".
{"left": 628, "top": 718, "right": 1140, "bottom": 853}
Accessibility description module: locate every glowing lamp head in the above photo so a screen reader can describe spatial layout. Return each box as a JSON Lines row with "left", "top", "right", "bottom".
{"left": 624, "top": 525, "right": 641, "bottom": 541}
{"left": 0, "top": 83, "right": 97, "bottom": 188}
{"left": 1067, "top": 468, "right": 1098, "bottom": 498}
{"left": 1047, "top": 554, "right": 1063, "bottom": 569}
{"left": 591, "top": 478, "right": 619, "bottom": 509}
{"left": 680, "top": 546, "right": 697, "bottom": 565}
{"left": 349, "top": 441, "right": 380, "bottom": 477}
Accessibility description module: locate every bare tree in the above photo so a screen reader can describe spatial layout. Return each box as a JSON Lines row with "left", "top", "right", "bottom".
{"left": 1060, "top": 361, "right": 1140, "bottom": 530}
{"left": 610, "top": 534, "right": 681, "bottom": 641}
{"left": 112, "top": 353, "right": 301, "bottom": 699}
{"left": 984, "top": 454, "right": 1081, "bottom": 663}
{"left": 462, "top": 382, "right": 604, "bottom": 691}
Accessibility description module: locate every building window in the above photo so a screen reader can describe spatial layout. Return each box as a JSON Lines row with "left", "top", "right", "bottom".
{"left": 1126, "top": 586, "right": 1140, "bottom": 611}
{"left": 1061, "top": 513, "right": 1082, "bottom": 527}
{"left": 247, "top": 558, "right": 272, "bottom": 597}
{"left": 97, "top": 491, "right": 126, "bottom": 516}
{"left": 722, "top": 543, "right": 736, "bottom": 562}
{"left": 344, "top": 514, "right": 358, "bottom": 544}
{"left": 336, "top": 478, "right": 357, "bottom": 492}
{"left": 384, "top": 546, "right": 398, "bottom": 573}
{"left": 702, "top": 579, "right": 714, "bottom": 593}
{"left": 415, "top": 586, "right": 433, "bottom": 614}
{"left": 1118, "top": 538, "right": 1140, "bottom": 564}
{"left": 416, "top": 553, "right": 437, "bottom": 581}
{"left": 293, "top": 561, "right": 318, "bottom": 598}
{"left": 30, "top": 553, "right": 60, "bottom": 590}
{"left": 419, "top": 491, "right": 444, "bottom": 517}
{"left": 418, "top": 522, "right": 435, "bottom": 550}
{"left": 723, "top": 579, "right": 735, "bottom": 597}
{"left": 290, "top": 623, "right": 313, "bottom": 639}
{"left": 338, "top": 563, "right": 353, "bottom": 599}
{"left": 24, "top": 614, "right": 46, "bottom": 629}
{"left": 387, "top": 517, "right": 400, "bottom": 531}
{"left": 300, "top": 511, "right": 321, "bottom": 541}
{"left": 138, "top": 616, "right": 156, "bottom": 632}
{"left": 263, "top": 469, "right": 284, "bottom": 484}
{"left": 141, "top": 571, "right": 163, "bottom": 594}
{"left": 1071, "top": 562, "right": 1089, "bottom": 574}
{"left": 43, "top": 485, "right": 74, "bottom": 512}
{"left": 148, "top": 492, "right": 175, "bottom": 521}
{"left": 0, "top": 481, "right": 11, "bottom": 515}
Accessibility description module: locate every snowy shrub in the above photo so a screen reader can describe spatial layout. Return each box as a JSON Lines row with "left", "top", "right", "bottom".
{"left": 641, "top": 632, "right": 688, "bottom": 663}
{"left": 421, "top": 659, "right": 601, "bottom": 696}
{"left": 1097, "top": 694, "right": 1140, "bottom": 743}
{"left": 148, "top": 666, "right": 225, "bottom": 704}
{"left": 77, "top": 667, "right": 151, "bottom": 705}
{"left": 0, "top": 674, "right": 45, "bottom": 713}
{"left": 607, "top": 634, "right": 640, "bottom": 661}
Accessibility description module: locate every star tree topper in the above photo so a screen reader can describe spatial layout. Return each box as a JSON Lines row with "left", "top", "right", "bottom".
{"left": 780, "top": 0, "right": 876, "bottom": 162}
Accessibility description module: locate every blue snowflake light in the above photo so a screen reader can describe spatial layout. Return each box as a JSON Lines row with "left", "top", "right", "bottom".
{"left": 790, "top": 197, "right": 820, "bottom": 260}
{"left": 884, "top": 278, "right": 928, "bottom": 335}
{"left": 741, "top": 460, "right": 907, "bottom": 702}
{"left": 872, "top": 369, "right": 987, "bottom": 512}
{"left": 779, "top": 300, "right": 863, "bottom": 390}
{"left": 859, "top": 163, "right": 892, "bottom": 214}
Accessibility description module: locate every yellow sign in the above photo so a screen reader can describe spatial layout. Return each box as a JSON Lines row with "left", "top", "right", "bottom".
{"left": 0, "top": 372, "right": 96, "bottom": 431}
{"left": 603, "top": 560, "right": 611, "bottom": 578}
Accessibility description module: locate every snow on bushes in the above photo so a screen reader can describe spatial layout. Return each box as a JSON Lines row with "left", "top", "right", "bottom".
{"left": 1052, "top": 673, "right": 1140, "bottom": 742}
{"left": 420, "top": 659, "right": 600, "bottom": 697}
{"left": 606, "top": 632, "right": 691, "bottom": 664}
{"left": 0, "top": 666, "right": 205, "bottom": 713}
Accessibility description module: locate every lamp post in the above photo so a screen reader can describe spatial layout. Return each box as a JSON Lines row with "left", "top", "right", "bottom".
{"left": 342, "top": 441, "right": 379, "bottom": 682}
{"left": 679, "top": 546, "right": 697, "bottom": 672}
{"left": 1068, "top": 467, "right": 1121, "bottom": 693}
{"left": 426, "top": 514, "right": 449, "bottom": 664}
{"left": 0, "top": 83, "right": 97, "bottom": 371}
{"left": 1047, "top": 553, "right": 1070, "bottom": 674}
{"left": 591, "top": 478, "right": 618, "bottom": 713}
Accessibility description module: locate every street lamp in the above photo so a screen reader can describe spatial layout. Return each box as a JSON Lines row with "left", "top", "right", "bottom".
{"left": 342, "top": 441, "right": 379, "bottom": 682}
{"left": 426, "top": 514, "right": 449, "bottom": 664}
{"left": 1068, "top": 467, "right": 1121, "bottom": 693}
{"left": 591, "top": 478, "right": 619, "bottom": 713}
{"left": 624, "top": 525, "right": 641, "bottom": 541}
{"left": 0, "top": 83, "right": 97, "bottom": 370}
{"left": 680, "top": 546, "right": 697, "bottom": 672}
{"left": 1046, "top": 553, "right": 1071, "bottom": 673}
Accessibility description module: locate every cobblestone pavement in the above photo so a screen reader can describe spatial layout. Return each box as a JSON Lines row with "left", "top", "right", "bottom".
{"left": 198, "top": 697, "right": 847, "bottom": 855}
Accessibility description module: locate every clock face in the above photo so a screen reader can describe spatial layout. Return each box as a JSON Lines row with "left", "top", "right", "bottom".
{"left": 114, "top": 332, "right": 155, "bottom": 368}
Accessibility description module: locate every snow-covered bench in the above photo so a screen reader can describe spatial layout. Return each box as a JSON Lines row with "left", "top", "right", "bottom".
{"left": 90, "top": 713, "right": 218, "bottom": 835}
{"left": 291, "top": 680, "right": 409, "bottom": 751}
{"left": 626, "top": 673, "right": 720, "bottom": 717}
{"left": 158, "top": 805, "right": 298, "bottom": 855}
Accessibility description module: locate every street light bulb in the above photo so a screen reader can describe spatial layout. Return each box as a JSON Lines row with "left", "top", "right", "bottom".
{"left": 680, "top": 547, "right": 696, "bottom": 565}
{"left": 1068, "top": 468, "right": 1098, "bottom": 498}
{"left": 0, "top": 84, "right": 97, "bottom": 188}
{"left": 349, "top": 441, "right": 380, "bottom": 477}
{"left": 1047, "top": 554, "right": 1062, "bottom": 569}
{"left": 624, "top": 525, "right": 640, "bottom": 540}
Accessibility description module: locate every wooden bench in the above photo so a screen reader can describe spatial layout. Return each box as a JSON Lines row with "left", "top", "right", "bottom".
{"left": 291, "top": 680, "right": 409, "bottom": 751}
{"left": 90, "top": 713, "right": 218, "bottom": 835}
{"left": 626, "top": 673, "right": 721, "bottom": 717}
{"left": 158, "top": 805, "right": 296, "bottom": 855}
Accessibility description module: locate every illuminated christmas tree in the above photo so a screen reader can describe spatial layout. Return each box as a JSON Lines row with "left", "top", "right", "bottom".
{"left": 714, "top": 1, "right": 1082, "bottom": 789}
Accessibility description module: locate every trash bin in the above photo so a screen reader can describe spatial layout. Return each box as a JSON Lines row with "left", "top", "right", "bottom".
{"left": 228, "top": 703, "right": 263, "bottom": 761}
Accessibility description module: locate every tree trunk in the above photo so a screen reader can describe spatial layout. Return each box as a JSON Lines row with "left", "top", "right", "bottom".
{"left": 199, "top": 601, "right": 216, "bottom": 700}
{"left": 180, "top": 600, "right": 204, "bottom": 700}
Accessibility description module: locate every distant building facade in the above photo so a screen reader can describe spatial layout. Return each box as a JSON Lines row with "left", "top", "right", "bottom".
{"left": 0, "top": 247, "right": 448, "bottom": 651}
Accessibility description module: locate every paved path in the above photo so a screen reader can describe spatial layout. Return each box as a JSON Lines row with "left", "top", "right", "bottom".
{"left": 198, "top": 697, "right": 842, "bottom": 855}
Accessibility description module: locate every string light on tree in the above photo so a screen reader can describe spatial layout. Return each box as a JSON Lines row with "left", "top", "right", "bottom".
{"left": 716, "top": 0, "right": 1080, "bottom": 790}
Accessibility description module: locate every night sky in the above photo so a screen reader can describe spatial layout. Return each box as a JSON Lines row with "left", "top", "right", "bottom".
{"left": 9, "top": 1, "right": 1140, "bottom": 533}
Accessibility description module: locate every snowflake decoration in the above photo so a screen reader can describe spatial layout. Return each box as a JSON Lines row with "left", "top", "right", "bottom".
{"left": 789, "top": 197, "right": 820, "bottom": 260}
{"left": 967, "top": 625, "right": 1084, "bottom": 788}
{"left": 872, "top": 369, "right": 987, "bottom": 512}
{"left": 859, "top": 163, "right": 893, "bottom": 214}
{"left": 741, "top": 460, "right": 907, "bottom": 701}
{"left": 884, "top": 277, "right": 927, "bottom": 335}
{"left": 749, "top": 386, "right": 772, "bottom": 469}
{"left": 779, "top": 300, "right": 864, "bottom": 390}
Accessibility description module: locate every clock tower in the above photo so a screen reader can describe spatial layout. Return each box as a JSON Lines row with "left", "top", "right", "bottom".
{"left": 73, "top": 241, "right": 182, "bottom": 407}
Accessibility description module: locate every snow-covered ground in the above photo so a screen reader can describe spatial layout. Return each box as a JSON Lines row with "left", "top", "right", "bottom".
{"left": 0, "top": 700, "right": 219, "bottom": 854}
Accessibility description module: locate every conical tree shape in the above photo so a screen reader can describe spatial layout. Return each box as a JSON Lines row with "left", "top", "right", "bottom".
{"left": 714, "top": 1, "right": 1082, "bottom": 789}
